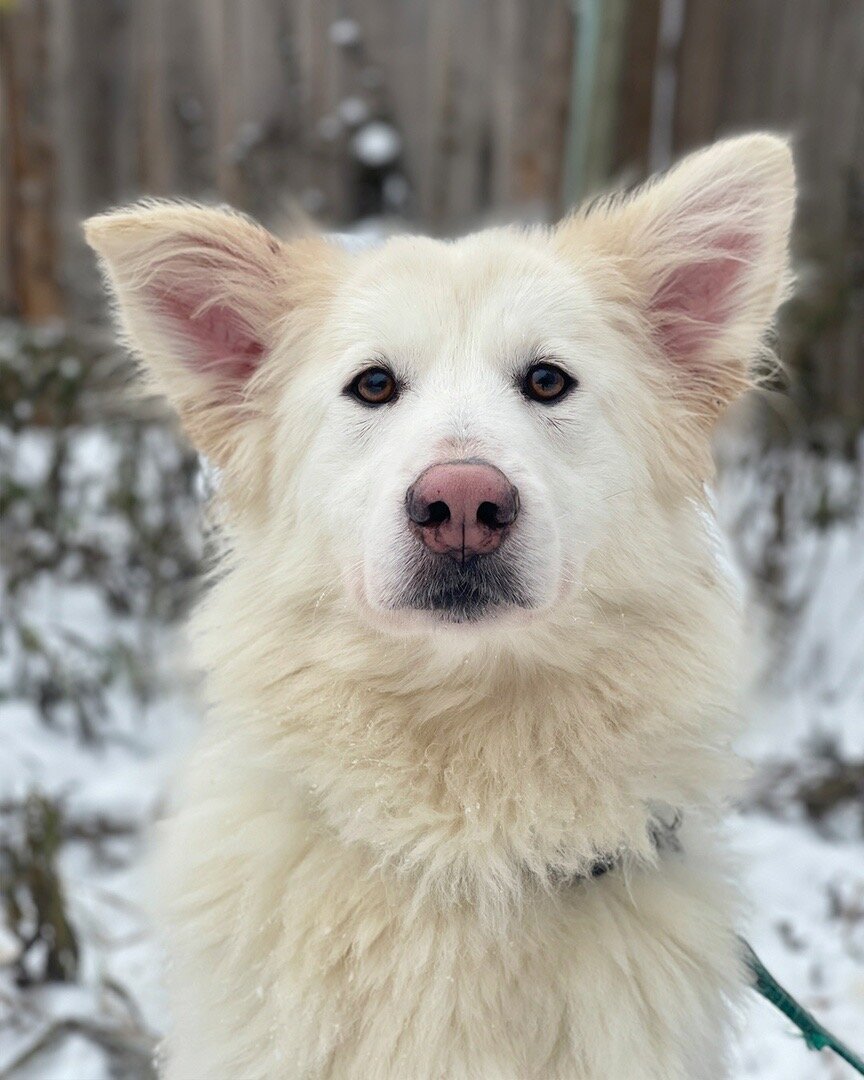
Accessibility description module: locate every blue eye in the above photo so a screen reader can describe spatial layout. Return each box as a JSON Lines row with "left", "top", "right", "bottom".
{"left": 522, "top": 363, "right": 576, "bottom": 403}
{"left": 347, "top": 367, "right": 399, "bottom": 406}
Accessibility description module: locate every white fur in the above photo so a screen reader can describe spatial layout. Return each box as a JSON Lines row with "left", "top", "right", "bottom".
{"left": 85, "top": 135, "right": 796, "bottom": 1079}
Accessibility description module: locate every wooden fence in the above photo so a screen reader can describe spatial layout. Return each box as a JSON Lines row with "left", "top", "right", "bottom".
{"left": 564, "top": 0, "right": 864, "bottom": 427}
{"left": 1, "top": 0, "right": 574, "bottom": 317}
{"left": 1, "top": 0, "right": 863, "bottom": 424}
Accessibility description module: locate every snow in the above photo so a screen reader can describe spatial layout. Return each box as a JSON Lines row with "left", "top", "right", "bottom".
{"left": 1, "top": 321, "right": 862, "bottom": 1077}
{"left": 717, "top": 442, "right": 864, "bottom": 1078}
{"left": 732, "top": 816, "right": 864, "bottom": 1078}
{"left": 352, "top": 121, "right": 402, "bottom": 168}
{"left": 328, "top": 18, "right": 361, "bottom": 49}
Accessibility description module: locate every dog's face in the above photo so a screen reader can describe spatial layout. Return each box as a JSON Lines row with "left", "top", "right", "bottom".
{"left": 297, "top": 232, "right": 639, "bottom": 627}
{"left": 86, "top": 136, "right": 794, "bottom": 635}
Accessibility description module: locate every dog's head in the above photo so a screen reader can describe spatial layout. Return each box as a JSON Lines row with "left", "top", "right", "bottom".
{"left": 85, "top": 136, "right": 794, "bottom": 637}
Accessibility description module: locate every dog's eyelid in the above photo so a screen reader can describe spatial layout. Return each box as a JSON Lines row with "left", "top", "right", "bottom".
{"left": 514, "top": 352, "right": 574, "bottom": 378}
{"left": 344, "top": 357, "right": 410, "bottom": 387}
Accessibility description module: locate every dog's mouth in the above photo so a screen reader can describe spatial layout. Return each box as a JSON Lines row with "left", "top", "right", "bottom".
{"left": 392, "top": 548, "right": 532, "bottom": 623}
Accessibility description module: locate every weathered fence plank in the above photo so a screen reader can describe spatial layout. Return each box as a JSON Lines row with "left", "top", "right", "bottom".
{"left": 0, "top": 0, "right": 63, "bottom": 320}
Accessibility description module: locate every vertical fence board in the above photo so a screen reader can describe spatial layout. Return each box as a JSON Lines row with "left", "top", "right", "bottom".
{"left": 611, "top": 0, "right": 662, "bottom": 181}
{"left": 0, "top": 0, "right": 62, "bottom": 319}
{"left": 672, "top": 0, "right": 728, "bottom": 151}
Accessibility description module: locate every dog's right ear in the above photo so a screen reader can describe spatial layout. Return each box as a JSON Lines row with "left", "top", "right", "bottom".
{"left": 84, "top": 201, "right": 340, "bottom": 464}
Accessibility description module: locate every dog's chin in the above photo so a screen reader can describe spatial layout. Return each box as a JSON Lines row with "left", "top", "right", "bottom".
{"left": 403, "top": 596, "right": 516, "bottom": 627}
{"left": 378, "top": 598, "right": 536, "bottom": 637}
{"left": 372, "top": 549, "right": 537, "bottom": 632}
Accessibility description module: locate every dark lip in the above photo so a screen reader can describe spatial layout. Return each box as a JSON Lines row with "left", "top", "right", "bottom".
{"left": 389, "top": 544, "right": 532, "bottom": 621}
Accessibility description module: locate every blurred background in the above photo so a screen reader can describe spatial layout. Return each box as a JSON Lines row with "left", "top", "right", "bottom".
{"left": 0, "top": 1, "right": 862, "bottom": 1077}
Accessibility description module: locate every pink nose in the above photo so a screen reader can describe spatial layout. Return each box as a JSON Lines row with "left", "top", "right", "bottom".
{"left": 406, "top": 461, "right": 519, "bottom": 560}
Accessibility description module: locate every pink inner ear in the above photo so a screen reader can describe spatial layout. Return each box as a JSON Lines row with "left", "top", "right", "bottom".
{"left": 651, "top": 229, "right": 754, "bottom": 369}
{"left": 152, "top": 286, "right": 264, "bottom": 385}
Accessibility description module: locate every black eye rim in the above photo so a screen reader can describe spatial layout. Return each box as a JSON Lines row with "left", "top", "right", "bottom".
{"left": 345, "top": 365, "right": 400, "bottom": 407}
{"left": 520, "top": 362, "right": 577, "bottom": 404}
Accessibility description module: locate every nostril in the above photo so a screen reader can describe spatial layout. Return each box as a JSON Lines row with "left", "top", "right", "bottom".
{"left": 477, "top": 501, "right": 503, "bottom": 529}
{"left": 407, "top": 485, "right": 452, "bottom": 527}
{"left": 424, "top": 500, "right": 450, "bottom": 527}
{"left": 477, "top": 488, "right": 519, "bottom": 529}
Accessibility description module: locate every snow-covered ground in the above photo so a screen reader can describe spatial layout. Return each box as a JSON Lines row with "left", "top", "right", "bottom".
{"left": 716, "top": 442, "right": 864, "bottom": 1078}
{"left": 1, "top": 321, "right": 862, "bottom": 1078}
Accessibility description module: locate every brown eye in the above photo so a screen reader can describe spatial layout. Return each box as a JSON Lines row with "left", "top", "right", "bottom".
{"left": 522, "top": 363, "right": 575, "bottom": 403}
{"left": 348, "top": 367, "right": 399, "bottom": 406}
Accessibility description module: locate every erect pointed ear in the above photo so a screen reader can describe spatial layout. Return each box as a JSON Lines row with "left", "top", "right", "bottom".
{"left": 558, "top": 134, "right": 796, "bottom": 421}
{"left": 84, "top": 201, "right": 339, "bottom": 462}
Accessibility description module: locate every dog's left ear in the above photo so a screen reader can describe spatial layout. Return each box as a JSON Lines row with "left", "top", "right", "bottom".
{"left": 558, "top": 134, "right": 796, "bottom": 420}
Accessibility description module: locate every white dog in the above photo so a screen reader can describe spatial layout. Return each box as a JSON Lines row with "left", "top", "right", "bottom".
{"left": 85, "top": 134, "right": 795, "bottom": 1080}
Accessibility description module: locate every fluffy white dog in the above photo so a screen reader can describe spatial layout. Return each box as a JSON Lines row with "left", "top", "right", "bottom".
{"left": 86, "top": 134, "right": 795, "bottom": 1079}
